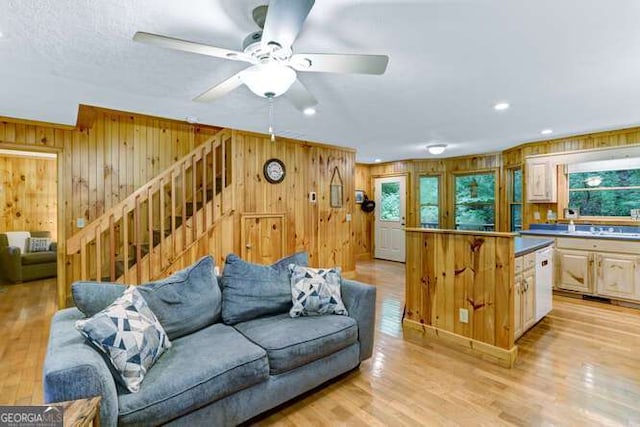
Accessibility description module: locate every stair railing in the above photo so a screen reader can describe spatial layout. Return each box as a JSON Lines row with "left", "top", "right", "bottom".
{"left": 66, "top": 129, "right": 233, "bottom": 284}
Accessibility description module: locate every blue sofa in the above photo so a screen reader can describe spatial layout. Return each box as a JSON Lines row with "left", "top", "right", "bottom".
{"left": 43, "top": 255, "right": 376, "bottom": 426}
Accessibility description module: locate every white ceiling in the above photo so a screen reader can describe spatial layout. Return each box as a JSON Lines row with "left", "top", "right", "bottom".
{"left": 2, "top": 0, "right": 640, "bottom": 162}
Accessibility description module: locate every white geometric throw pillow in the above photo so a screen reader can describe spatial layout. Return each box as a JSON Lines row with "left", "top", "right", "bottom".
{"left": 289, "top": 265, "right": 348, "bottom": 317}
{"left": 27, "top": 237, "right": 51, "bottom": 252}
{"left": 75, "top": 286, "right": 171, "bottom": 393}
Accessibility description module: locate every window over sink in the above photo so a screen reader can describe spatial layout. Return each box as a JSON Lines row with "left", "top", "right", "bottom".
{"left": 567, "top": 158, "right": 640, "bottom": 218}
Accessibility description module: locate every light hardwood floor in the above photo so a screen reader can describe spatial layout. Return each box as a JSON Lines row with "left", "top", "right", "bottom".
{"left": 2, "top": 260, "right": 640, "bottom": 426}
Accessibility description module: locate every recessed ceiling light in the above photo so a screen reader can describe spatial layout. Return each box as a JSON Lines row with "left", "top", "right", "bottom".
{"left": 303, "top": 107, "right": 316, "bottom": 116}
{"left": 0, "top": 31, "right": 4, "bottom": 38}
{"left": 494, "top": 102, "right": 510, "bottom": 111}
{"left": 541, "top": 129, "right": 553, "bottom": 135}
{"left": 374, "top": 159, "right": 382, "bottom": 163}
{"left": 427, "top": 144, "right": 447, "bottom": 155}
{"left": 185, "top": 116, "right": 199, "bottom": 124}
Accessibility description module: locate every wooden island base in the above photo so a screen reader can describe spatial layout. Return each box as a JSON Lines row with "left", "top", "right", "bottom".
{"left": 403, "top": 319, "right": 518, "bottom": 368}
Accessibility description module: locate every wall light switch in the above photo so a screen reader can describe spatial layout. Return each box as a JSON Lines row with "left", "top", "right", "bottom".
{"left": 459, "top": 308, "right": 469, "bottom": 323}
{"left": 76, "top": 218, "right": 85, "bottom": 228}
{"left": 533, "top": 211, "right": 541, "bottom": 220}
{"left": 346, "top": 213, "right": 352, "bottom": 222}
{"left": 309, "top": 192, "right": 317, "bottom": 203}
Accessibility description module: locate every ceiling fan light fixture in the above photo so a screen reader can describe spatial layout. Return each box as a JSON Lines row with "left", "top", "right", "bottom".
{"left": 427, "top": 144, "right": 447, "bottom": 155}
{"left": 241, "top": 62, "right": 297, "bottom": 98}
{"left": 494, "top": 102, "right": 510, "bottom": 111}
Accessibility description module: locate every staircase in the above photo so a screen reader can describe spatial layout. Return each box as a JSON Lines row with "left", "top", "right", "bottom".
{"left": 66, "top": 130, "right": 233, "bottom": 285}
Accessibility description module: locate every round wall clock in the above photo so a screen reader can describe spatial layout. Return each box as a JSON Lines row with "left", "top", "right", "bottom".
{"left": 263, "top": 158, "right": 286, "bottom": 184}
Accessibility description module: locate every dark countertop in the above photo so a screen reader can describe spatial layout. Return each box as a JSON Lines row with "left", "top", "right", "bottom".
{"left": 514, "top": 237, "right": 554, "bottom": 257}
{"left": 520, "top": 228, "right": 640, "bottom": 241}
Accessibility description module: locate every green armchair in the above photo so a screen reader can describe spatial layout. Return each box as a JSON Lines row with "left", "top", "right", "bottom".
{"left": 0, "top": 231, "right": 57, "bottom": 283}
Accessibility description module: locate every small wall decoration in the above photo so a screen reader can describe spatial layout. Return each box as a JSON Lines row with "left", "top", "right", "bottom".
{"left": 355, "top": 190, "right": 365, "bottom": 204}
{"left": 330, "top": 166, "right": 343, "bottom": 208}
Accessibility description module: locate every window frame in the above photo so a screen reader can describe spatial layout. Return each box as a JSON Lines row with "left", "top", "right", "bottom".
{"left": 450, "top": 169, "right": 499, "bottom": 231}
{"left": 507, "top": 166, "right": 523, "bottom": 232}
{"left": 416, "top": 173, "right": 442, "bottom": 229}
{"left": 562, "top": 161, "right": 640, "bottom": 221}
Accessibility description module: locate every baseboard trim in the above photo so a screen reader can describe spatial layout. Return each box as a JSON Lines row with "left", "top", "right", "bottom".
{"left": 403, "top": 319, "right": 518, "bottom": 368}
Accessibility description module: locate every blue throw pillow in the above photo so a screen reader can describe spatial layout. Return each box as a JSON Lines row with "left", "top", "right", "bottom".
{"left": 137, "top": 256, "right": 221, "bottom": 340}
{"left": 221, "top": 252, "right": 308, "bottom": 325}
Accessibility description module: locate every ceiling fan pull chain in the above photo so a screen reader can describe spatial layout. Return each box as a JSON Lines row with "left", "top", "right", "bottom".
{"left": 268, "top": 95, "right": 276, "bottom": 142}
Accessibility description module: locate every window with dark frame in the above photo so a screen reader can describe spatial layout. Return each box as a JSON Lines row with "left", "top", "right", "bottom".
{"left": 510, "top": 168, "right": 523, "bottom": 231}
{"left": 454, "top": 172, "right": 496, "bottom": 231}
{"left": 418, "top": 175, "right": 439, "bottom": 228}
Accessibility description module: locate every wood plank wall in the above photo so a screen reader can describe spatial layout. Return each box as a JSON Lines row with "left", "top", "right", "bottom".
{"left": 404, "top": 229, "right": 515, "bottom": 350}
{"left": 234, "top": 131, "right": 356, "bottom": 273}
{"left": 354, "top": 165, "right": 372, "bottom": 259}
{"left": 357, "top": 126, "right": 640, "bottom": 252}
{"left": 0, "top": 155, "right": 57, "bottom": 238}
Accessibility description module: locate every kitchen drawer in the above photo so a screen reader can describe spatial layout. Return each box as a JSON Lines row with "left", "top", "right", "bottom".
{"left": 524, "top": 252, "right": 536, "bottom": 271}
{"left": 515, "top": 256, "right": 524, "bottom": 275}
{"left": 556, "top": 237, "right": 640, "bottom": 254}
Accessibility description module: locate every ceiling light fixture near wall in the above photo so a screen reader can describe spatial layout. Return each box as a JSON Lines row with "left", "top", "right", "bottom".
{"left": 493, "top": 102, "right": 510, "bottom": 111}
{"left": 303, "top": 107, "right": 316, "bottom": 116}
{"left": 541, "top": 129, "right": 553, "bottom": 135}
{"left": 374, "top": 159, "right": 382, "bottom": 163}
{"left": 427, "top": 144, "right": 447, "bottom": 155}
{"left": 185, "top": 116, "right": 199, "bottom": 124}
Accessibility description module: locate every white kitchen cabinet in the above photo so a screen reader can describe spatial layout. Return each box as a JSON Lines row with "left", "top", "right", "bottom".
{"left": 526, "top": 160, "right": 557, "bottom": 203}
{"left": 595, "top": 253, "right": 639, "bottom": 300}
{"left": 555, "top": 237, "right": 640, "bottom": 303}
{"left": 514, "top": 249, "right": 549, "bottom": 340}
{"left": 522, "top": 269, "right": 536, "bottom": 331}
{"left": 556, "top": 249, "right": 593, "bottom": 293}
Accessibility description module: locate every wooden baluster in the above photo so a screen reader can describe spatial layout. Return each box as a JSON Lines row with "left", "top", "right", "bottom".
{"left": 95, "top": 224, "right": 102, "bottom": 282}
{"left": 171, "top": 171, "right": 176, "bottom": 264}
{"left": 135, "top": 196, "right": 142, "bottom": 284}
{"left": 182, "top": 162, "right": 187, "bottom": 247}
{"left": 123, "top": 205, "right": 130, "bottom": 284}
{"left": 109, "top": 215, "right": 116, "bottom": 282}
{"left": 148, "top": 186, "right": 154, "bottom": 280}
{"left": 80, "top": 237, "right": 87, "bottom": 281}
{"left": 212, "top": 142, "right": 218, "bottom": 221}
{"left": 221, "top": 137, "right": 226, "bottom": 214}
{"left": 202, "top": 146, "right": 208, "bottom": 229}
{"left": 160, "top": 177, "right": 166, "bottom": 271}
{"left": 192, "top": 154, "right": 198, "bottom": 242}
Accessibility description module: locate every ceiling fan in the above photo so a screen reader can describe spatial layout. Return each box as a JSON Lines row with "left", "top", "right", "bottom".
{"left": 133, "top": 0, "right": 389, "bottom": 113}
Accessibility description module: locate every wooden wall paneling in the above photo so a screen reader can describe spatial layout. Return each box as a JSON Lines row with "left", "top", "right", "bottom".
{"left": 404, "top": 229, "right": 516, "bottom": 366}
{"left": 354, "top": 164, "right": 372, "bottom": 259}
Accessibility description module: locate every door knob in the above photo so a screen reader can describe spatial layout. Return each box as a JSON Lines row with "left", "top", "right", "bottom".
{"left": 245, "top": 244, "right": 252, "bottom": 249}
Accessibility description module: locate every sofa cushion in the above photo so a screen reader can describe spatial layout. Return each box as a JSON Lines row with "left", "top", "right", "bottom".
{"left": 73, "top": 282, "right": 127, "bottom": 317}
{"left": 118, "top": 323, "right": 269, "bottom": 426}
{"left": 21, "top": 251, "right": 56, "bottom": 265}
{"left": 73, "top": 256, "right": 221, "bottom": 339}
{"left": 221, "top": 252, "right": 308, "bottom": 325}
{"left": 75, "top": 286, "right": 172, "bottom": 393}
{"left": 289, "top": 265, "right": 348, "bottom": 317}
{"left": 5, "top": 231, "right": 30, "bottom": 253}
{"left": 137, "top": 256, "right": 221, "bottom": 340}
{"left": 233, "top": 313, "right": 358, "bottom": 375}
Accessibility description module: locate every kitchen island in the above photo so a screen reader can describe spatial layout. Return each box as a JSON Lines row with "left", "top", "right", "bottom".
{"left": 404, "top": 228, "right": 554, "bottom": 367}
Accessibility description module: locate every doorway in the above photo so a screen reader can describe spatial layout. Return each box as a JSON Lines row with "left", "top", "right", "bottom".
{"left": 374, "top": 175, "right": 406, "bottom": 262}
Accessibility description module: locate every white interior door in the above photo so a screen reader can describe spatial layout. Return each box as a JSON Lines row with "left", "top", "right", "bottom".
{"left": 374, "top": 176, "right": 406, "bottom": 262}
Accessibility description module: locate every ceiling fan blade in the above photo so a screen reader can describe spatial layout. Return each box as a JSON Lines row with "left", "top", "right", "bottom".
{"left": 290, "top": 53, "right": 389, "bottom": 75}
{"left": 261, "top": 0, "right": 315, "bottom": 49}
{"left": 133, "top": 31, "right": 254, "bottom": 63}
{"left": 193, "top": 71, "right": 245, "bottom": 103}
{"left": 284, "top": 79, "right": 318, "bottom": 112}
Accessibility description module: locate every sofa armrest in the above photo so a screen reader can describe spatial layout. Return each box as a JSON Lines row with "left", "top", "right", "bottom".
{"left": 1, "top": 246, "right": 22, "bottom": 282}
{"left": 43, "top": 308, "right": 119, "bottom": 427}
{"left": 341, "top": 279, "right": 377, "bottom": 361}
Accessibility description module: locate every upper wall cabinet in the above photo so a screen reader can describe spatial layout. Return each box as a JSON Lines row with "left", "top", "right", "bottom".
{"left": 526, "top": 159, "right": 557, "bottom": 203}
